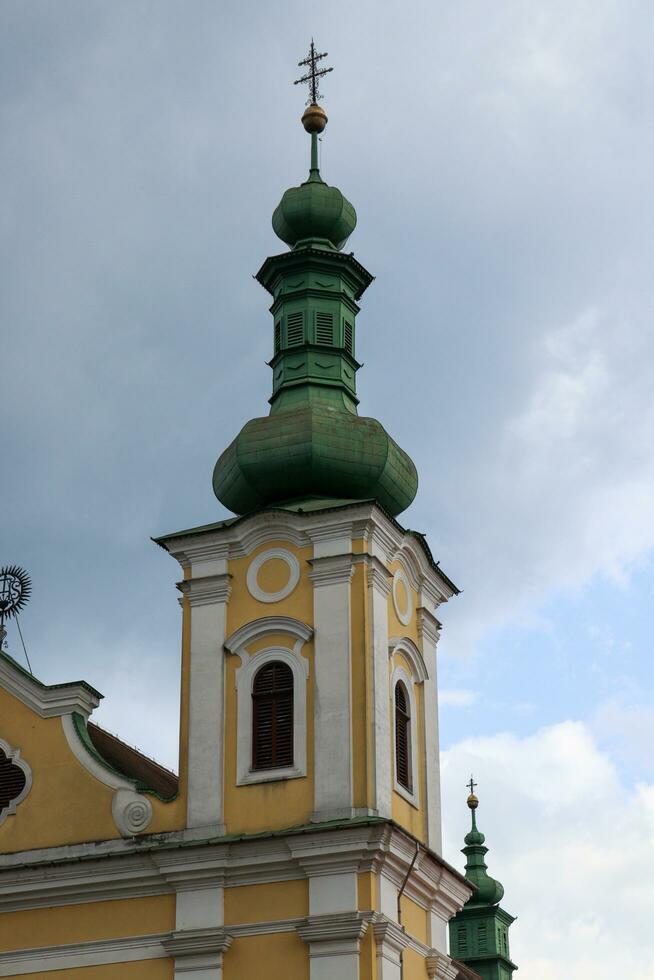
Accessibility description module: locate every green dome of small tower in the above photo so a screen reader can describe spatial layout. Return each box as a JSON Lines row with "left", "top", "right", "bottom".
{"left": 449, "top": 782, "right": 518, "bottom": 980}
{"left": 212, "top": 42, "right": 418, "bottom": 517}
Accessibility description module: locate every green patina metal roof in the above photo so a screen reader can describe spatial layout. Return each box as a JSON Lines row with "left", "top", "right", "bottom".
{"left": 449, "top": 791, "right": 518, "bottom": 980}
{"left": 212, "top": 108, "right": 418, "bottom": 518}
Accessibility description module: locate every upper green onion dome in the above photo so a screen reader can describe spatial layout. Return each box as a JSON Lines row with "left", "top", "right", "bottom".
{"left": 462, "top": 792, "right": 505, "bottom": 906}
{"left": 212, "top": 93, "right": 418, "bottom": 518}
{"left": 272, "top": 178, "right": 357, "bottom": 251}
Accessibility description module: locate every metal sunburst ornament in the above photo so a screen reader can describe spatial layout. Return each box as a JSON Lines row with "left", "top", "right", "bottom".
{"left": 0, "top": 565, "right": 32, "bottom": 629}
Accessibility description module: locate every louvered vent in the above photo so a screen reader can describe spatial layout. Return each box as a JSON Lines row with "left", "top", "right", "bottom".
{"left": 395, "top": 682, "right": 411, "bottom": 791}
{"left": 315, "top": 311, "right": 334, "bottom": 345}
{"left": 457, "top": 924, "right": 468, "bottom": 955}
{"left": 478, "top": 923, "right": 488, "bottom": 952}
{"left": 0, "top": 748, "right": 26, "bottom": 812}
{"left": 286, "top": 311, "right": 304, "bottom": 347}
{"left": 344, "top": 320, "right": 354, "bottom": 354}
{"left": 274, "top": 321, "right": 281, "bottom": 354}
{"left": 252, "top": 661, "right": 294, "bottom": 770}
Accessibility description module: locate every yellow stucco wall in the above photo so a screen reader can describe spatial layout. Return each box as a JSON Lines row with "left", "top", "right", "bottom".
{"left": 224, "top": 879, "right": 308, "bottom": 925}
{"left": 400, "top": 893, "right": 429, "bottom": 945}
{"left": 224, "top": 933, "right": 308, "bottom": 980}
{"left": 222, "top": 540, "right": 315, "bottom": 834}
{"left": 0, "top": 687, "right": 118, "bottom": 852}
{"left": 0, "top": 895, "right": 175, "bottom": 951}
{"left": 0, "top": 684, "right": 184, "bottom": 854}
{"left": 3, "top": 963, "right": 174, "bottom": 980}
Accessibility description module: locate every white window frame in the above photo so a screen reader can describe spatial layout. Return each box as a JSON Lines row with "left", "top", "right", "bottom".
{"left": 225, "top": 616, "right": 312, "bottom": 787}
{"left": 0, "top": 738, "right": 32, "bottom": 826}
{"left": 390, "top": 664, "right": 420, "bottom": 809}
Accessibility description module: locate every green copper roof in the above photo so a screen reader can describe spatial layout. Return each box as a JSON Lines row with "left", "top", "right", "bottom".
{"left": 212, "top": 96, "right": 417, "bottom": 518}
{"left": 462, "top": 794, "right": 505, "bottom": 906}
{"left": 449, "top": 787, "right": 518, "bottom": 980}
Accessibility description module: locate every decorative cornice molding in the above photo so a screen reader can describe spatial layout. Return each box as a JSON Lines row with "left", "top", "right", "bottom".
{"left": 417, "top": 607, "right": 442, "bottom": 646}
{"left": 0, "top": 821, "right": 473, "bottom": 921}
{"left": 426, "top": 950, "right": 461, "bottom": 979}
{"left": 297, "top": 910, "right": 371, "bottom": 946}
{"left": 308, "top": 553, "right": 355, "bottom": 587}
{"left": 357, "top": 554, "right": 393, "bottom": 596}
{"left": 389, "top": 636, "right": 429, "bottom": 683}
{"left": 161, "top": 927, "right": 233, "bottom": 958}
{"left": 224, "top": 616, "right": 313, "bottom": 657}
{"left": 177, "top": 573, "right": 232, "bottom": 607}
{"left": 372, "top": 914, "right": 409, "bottom": 965}
{"left": 0, "top": 931, "right": 168, "bottom": 977}
{"left": 0, "top": 656, "right": 100, "bottom": 720}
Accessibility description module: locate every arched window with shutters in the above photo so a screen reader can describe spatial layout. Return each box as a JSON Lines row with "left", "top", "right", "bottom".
{"left": 394, "top": 680, "right": 412, "bottom": 793}
{"left": 252, "top": 661, "right": 294, "bottom": 771}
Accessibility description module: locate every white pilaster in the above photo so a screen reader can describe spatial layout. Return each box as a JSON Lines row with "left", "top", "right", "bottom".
{"left": 418, "top": 606, "right": 443, "bottom": 854}
{"left": 178, "top": 573, "right": 231, "bottom": 832}
{"left": 373, "top": 916, "right": 408, "bottom": 980}
{"left": 309, "top": 546, "right": 354, "bottom": 821}
{"left": 366, "top": 556, "right": 393, "bottom": 820}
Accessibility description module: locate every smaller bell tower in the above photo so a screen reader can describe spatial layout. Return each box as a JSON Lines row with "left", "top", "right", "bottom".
{"left": 449, "top": 783, "right": 518, "bottom": 980}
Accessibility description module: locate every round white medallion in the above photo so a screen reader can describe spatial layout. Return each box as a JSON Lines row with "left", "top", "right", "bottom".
{"left": 392, "top": 568, "right": 413, "bottom": 626}
{"left": 246, "top": 548, "right": 301, "bottom": 603}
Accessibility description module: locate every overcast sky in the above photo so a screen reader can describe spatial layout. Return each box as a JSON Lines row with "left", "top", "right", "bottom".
{"left": 2, "top": 3, "right": 653, "bottom": 976}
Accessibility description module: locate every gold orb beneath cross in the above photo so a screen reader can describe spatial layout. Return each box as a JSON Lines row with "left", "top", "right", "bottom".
{"left": 467, "top": 793, "right": 479, "bottom": 809}
{"left": 302, "top": 104, "right": 328, "bottom": 134}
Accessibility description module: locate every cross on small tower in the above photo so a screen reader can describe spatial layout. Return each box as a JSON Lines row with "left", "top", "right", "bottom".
{"left": 294, "top": 39, "right": 333, "bottom": 105}
{"left": 468, "top": 776, "right": 477, "bottom": 795}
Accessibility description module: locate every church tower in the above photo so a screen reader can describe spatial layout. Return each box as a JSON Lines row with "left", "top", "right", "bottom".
{"left": 154, "top": 42, "right": 475, "bottom": 977}
{"left": 0, "top": 43, "right": 489, "bottom": 980}
{"left": 449, "top": 787, "right": 518, "bottom": 980}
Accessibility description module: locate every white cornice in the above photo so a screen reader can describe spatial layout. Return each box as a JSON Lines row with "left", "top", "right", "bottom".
{"left": 161, "top": 927, "right": 232, "bottom": 958}
{"left": 0, "top": 822, "right": 472, "bottom": 920}
{"left": 417, "top": 607, "right": 442, "bottom": 646}
{"left": 0, "top": 656, "right": 100, "bottom": 720}
{"left": 224, "top": 615, "right": 313, "bottom": 657}
{"left": 297, "top": 910, "right": 371, "bottom": 945}
{"left": 308, "top": 554, "right": 355, "bottom": 587}
{"left": 176, "top": 573, "right": 232, "bottom": 607}
{"left": 389, "top": 637, "right": 429, "bottom": 683}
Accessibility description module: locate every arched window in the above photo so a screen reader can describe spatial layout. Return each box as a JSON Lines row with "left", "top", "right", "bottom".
{"left": 252, "top": 661, "right": 294, "bottom": 771}
{"left": 394, "top": 681, "right": 412, "bottom": 792}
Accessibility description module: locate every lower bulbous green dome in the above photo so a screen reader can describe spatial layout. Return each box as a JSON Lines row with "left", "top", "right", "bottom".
{"left": 213, "top": 400, "right": 418, "bottom": 517}
{"left": 272, "top": 178, "right": 357, "bottom": 251}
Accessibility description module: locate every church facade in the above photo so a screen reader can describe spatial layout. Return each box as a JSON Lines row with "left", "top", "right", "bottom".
{"left": 0, "top": 49, "right": 516, "bottom": 980}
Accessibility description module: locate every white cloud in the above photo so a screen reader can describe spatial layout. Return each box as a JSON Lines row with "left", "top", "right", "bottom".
{"left": 440, "top": 689, "right": 478, "bottom": 708}
{"left": 442, "top": 721, "right": 654, "bottom": 980}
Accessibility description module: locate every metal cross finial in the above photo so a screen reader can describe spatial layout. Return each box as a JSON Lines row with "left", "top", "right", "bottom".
{"left": 468, "top": 776, "right": 477, "bottom": 795}
{"left": 294, "top": 39, "right": 333, "bottom": 105}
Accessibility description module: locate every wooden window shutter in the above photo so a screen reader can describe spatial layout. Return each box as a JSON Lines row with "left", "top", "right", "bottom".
{"left": 343, "top": 320, "right": 354, "bottom": 354}
{"left": 0, "top": 747, "right": 26, "bottom": 813}
{"left": 286, "top": 311, "right": 304, "bottom": 347}
{"left": 315, "top": 311, "right": 334, "bottom": 345}
{"left": 395, "top": 682, "right": 411, "bottom": 791}
{"left": 252, "top": 661, "right": 294, "bottom": 770}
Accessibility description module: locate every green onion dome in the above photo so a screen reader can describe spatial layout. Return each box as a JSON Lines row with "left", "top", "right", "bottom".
{"left": 272, "top": 176, "right": 357, "bottom": 251}
{"left": 462, "top": 793, "right": 505, "bottom": 906}
{"left": 213, "top": 390, "right": 418, "bottom": 517}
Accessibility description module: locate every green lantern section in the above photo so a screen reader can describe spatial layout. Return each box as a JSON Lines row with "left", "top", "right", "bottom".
{"left": 212, "top": 106, "right": 418, "bottom": 518}
{"left": 449, "top": 791, "right": 518, "bottom": 980}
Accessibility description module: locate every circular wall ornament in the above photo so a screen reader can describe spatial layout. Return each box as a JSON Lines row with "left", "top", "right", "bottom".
{"left": 247, "top": 548, "right": 301, "bottom": 604}
{"left": 392, "top": 568, "right": 413, "bottom": 626}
